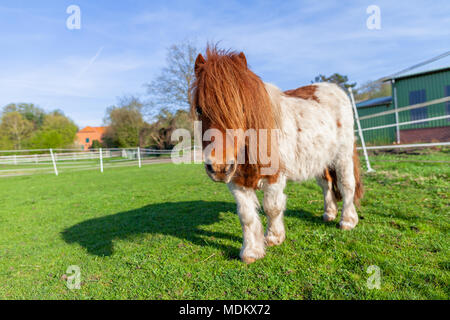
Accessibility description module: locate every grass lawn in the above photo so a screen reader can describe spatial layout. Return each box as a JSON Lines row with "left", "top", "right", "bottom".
{"left": 0, "top": 149, "right": 448, "bottom": 299}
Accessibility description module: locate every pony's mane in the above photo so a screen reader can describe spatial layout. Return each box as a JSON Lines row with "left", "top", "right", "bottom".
{"left": 191, "top": 46, "right": 276, "bottom": 132}
{"left": 191, "top": 46, "right": 280, "bottom": 188}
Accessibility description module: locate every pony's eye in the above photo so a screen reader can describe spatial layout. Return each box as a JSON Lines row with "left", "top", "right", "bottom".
{"left": 196, "top": 106, "right": 202, "bottom": 117}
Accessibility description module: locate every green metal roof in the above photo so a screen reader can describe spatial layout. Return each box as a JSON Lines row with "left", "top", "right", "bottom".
{"left": 387, "top": 66, "right": 450, "bottom": 81}
{"left": 356, "top": 96, "right": 392, "bottom": 108}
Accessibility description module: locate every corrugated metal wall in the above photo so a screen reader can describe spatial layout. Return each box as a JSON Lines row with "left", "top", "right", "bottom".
{"left": 357, "top": 103, "right": 396, "bottom": 144}
{"left": 393, "top": 69, "right": 450, "bottom": 130}
{"left": 355, "top": 68, "right": 450, "bottom": 145}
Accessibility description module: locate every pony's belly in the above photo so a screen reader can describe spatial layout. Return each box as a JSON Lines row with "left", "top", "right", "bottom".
{"left": 283, "top": 156, "right": 331, "bottom": 182}
{"left": 280, "top": 131, "right": 338, "bottom": 182}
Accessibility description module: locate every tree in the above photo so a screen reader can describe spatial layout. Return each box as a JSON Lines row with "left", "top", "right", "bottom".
{"left": 312, "top": 73, "right": 357, "bottom": 92}
{"left": 27, "top": 112, "right": 78, "bottom": 149}
{"left": 2, "top": 103, "right": 45, "bottom": 129}
{"left": 90, "top": 140, "right": 102, "bottom": 149}
{"left": 0, "top": 132, "right": 13, "bottom": 150}
{"left": 354, "top": 80, "right": 392, "bottom": 102}
{"left": 142, "top": 109, "right": 192, "bottom": 150}
{"left": 30, "top": 130, "right": 64, "bottom": 148}
{"left": 103, "top": 96, "right": 145, "bottom": 148}
{"left": 145, "top": 40, "right": 198, "bottom": 115}
{"left": 0, "top": 112, "right": 33, "bottom": 149}
{"left": 0, "top": 104, "right": 79, "bottom": 150}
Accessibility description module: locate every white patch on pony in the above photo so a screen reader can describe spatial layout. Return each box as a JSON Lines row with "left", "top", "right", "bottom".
{"left": 265, "top": 82, "right": 359, "bottom": 229}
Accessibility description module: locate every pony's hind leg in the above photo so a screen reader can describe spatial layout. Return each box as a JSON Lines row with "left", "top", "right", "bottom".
{"left": 316, "top": 170, "right": 338, "bottom": 222}
{"left": 263, "top": 175, "right": 287, "bottom": 246}
{"left": 228, "top": 183, "right": 265, "bottom": 264}
{"left": 335, "top": 157, "right": 359, "bottom": 230}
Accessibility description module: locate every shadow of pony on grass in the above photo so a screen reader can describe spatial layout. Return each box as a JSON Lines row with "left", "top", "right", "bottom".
{"left": 62, "top": 201, "right": 242, "bottom": 258}
{"left": 62, "top": 200, "right": 323, "bottom": 259}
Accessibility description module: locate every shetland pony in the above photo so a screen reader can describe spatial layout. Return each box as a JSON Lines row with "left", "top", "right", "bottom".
{"left": 191, "top": 47, "right": 363, "bottom": 264}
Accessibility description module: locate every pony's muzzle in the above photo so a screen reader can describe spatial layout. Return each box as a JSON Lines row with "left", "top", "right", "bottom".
{"left": 204, "top": 160, "right": 236, "bottom": 183}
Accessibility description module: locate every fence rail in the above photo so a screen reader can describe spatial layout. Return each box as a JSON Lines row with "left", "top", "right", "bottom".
{"left": 358, "top": 96, "right": 450, "bottom": 120}
{"left": 0, "top": 147, "right": 200, "bottom": 178}
{"left": 356, "top": 141, "right": 450, "bottom": 151}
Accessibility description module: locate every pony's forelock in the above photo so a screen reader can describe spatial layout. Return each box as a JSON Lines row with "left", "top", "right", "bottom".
{"left": 191, "top": 45, "right": 276, "bottom": 132}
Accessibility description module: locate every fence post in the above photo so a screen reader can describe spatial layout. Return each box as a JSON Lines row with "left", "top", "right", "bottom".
{"left": 137, "top": 147, "right": 141, "bottom": 168}
{"left": 393, "top": 82, "right": 401, "bottom": 144}
{"left": 99, "top": 148, "right": 103, "bottom": 173}
{"left": 13, "top": 154, "right": 17, "bottom": 165}
{"left": 49, "top": 148, "right": 58, "bottom": 176}
{"left": 349, "top": 90, "right": 374, "bottom": 173}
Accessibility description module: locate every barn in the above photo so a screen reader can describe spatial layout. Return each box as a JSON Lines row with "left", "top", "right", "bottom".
{"left": 357, "top": 64, "right": 450, "bottom": 145}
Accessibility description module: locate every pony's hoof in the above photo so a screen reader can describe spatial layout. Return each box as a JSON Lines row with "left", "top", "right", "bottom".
{"left": 339, "top": 220, "right": 357, "bottom": 230}
{"left": 241, "top": 248, "right": 265, "bottom": 264}
{"left": 265, "top": 234, "right": 285, "bottom": 247}
{"left": 242, "top": 256, "right": 257, "bottom": 264}
{"left": 323, "top": 212, "right": 337, "bottom": 222}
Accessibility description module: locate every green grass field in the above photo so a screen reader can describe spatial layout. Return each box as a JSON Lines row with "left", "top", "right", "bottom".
{"left": 0, "top": 149, "right": 448, "bottom": 299}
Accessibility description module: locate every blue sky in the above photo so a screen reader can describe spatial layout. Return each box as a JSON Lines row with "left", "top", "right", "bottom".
{"left": 0, "top": 0, "right": 449, "bottom": 127}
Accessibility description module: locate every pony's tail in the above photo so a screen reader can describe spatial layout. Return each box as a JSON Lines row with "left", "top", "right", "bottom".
{"left": 325, "top": 144, "right": 363, "bottom": 205}
{"left": 326, "top": 144, "right": 364, "bottom": 206}
{"left": 353, "top": 144, "right": 364, "bottom": 206}
{"left": 327, "top": 168, "right": 342, "bottom": 202}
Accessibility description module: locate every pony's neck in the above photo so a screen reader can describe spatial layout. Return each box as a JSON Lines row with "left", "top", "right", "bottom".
{"left": 263, "top": 82, "right": 283, "bottom": 128}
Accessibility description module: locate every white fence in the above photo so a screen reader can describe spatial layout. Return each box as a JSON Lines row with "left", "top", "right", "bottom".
{"left": 0, "top": 147, "right": 197, "bottom": 178}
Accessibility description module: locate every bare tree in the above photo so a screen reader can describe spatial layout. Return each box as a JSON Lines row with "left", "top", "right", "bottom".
{"left": 145, "top": 40, "right": 198, "bottom": 116}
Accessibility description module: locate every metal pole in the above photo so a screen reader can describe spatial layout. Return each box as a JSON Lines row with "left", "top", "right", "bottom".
{"left": 393, "top": 81, "right": 401, "bottom": 144}
{"left": 349, "top": 90, "right": 374, "bottom": 173}
{"left": 49, "top": 148, "right": 58, "bottom": 176}
{"left": 99, "top": 148, "right": 103, "bottom": 173}
{"left": 137, "top": 147, "right": 141, "bottom": 168}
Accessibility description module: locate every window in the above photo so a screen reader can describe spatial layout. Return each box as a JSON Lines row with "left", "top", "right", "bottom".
{"left": 85, "top": 138, "right": 90, "bottom": 143}
{"left": 409, "top": 89, "right": 427, "bottom": 124}
{"left": 445, "top": 85, "right": 450, "bottom": 122}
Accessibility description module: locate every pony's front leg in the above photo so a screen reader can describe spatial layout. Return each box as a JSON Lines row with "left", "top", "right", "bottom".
{"left": 228, "top": 183, "right": 265, "bottom": 264}
{"left": 263, "top": 175, "right": 287, "bottom": 246}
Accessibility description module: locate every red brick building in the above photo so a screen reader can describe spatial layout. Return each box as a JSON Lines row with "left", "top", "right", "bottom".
{"left": 76, "top": 126, "right": 106, "bottom": 150}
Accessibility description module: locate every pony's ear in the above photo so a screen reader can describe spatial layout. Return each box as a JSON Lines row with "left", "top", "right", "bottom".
{"left": 194, "top": 54, "right": 206, "bottom": 76}
{"left": 234, "top": 52, "right": 247, "bottom": 68}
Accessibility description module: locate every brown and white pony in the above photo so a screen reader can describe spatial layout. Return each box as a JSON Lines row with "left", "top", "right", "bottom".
{"left": 191, "top": 47, "right": 363, "bottom": 264}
